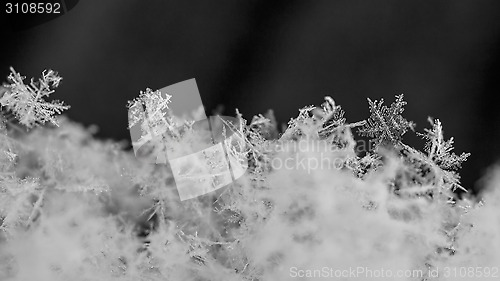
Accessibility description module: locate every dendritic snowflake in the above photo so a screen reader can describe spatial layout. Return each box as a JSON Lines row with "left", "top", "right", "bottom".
{"left": 0, "top": 67, "right": 70, "bottom": 128}
{"left": 396, "top": 117, "right": 470, "bottom": 194}
{"left": 358, "top": 94, "right": 415, "bottom": 148}
{"left": 127, "top": 88, "right": 171, "bottom": 136}
{"left": 418, "top": 117, "right": 470, "bottom": 171}
{"left": 283, "top": 96, "right": 353, "bottom": 140}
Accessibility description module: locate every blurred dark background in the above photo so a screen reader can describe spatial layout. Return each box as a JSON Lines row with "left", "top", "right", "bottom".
{"left": 1, "top": 0, "right": 499, "bottom": 194}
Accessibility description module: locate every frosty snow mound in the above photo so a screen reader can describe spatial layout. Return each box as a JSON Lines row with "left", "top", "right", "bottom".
{"left": 1, "top": 68, "right": 499, "bottom": 280}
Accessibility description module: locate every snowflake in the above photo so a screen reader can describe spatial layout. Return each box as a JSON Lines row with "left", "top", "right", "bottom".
{"left": 315, "top": 96, "right": 346, "bottom": 136}
{"left": 127, "top": 88, "right": 171, "bottom": 135}
{"left": 418, "top": 117, "right": 470, "bottom": 171}
{"left": 0, "top": 67, "right": 70, "bottom": 128}
{"left": 358, "top": 94, "right": 415, "bottom": 148}
{"left": 397, "top": 117, "right": 471, "bottom": 193}
{"left": 127, "top": 88, "right": 174, "bottom": 164}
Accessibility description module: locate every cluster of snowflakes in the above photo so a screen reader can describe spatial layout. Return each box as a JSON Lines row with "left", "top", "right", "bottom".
{"left": 2, "top": 67, "right": 499, "bottom": 281}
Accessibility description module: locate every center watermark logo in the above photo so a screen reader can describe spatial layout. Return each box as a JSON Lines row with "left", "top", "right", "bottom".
{"left": 127, "top": 79, "right": 247, "bottom": 201}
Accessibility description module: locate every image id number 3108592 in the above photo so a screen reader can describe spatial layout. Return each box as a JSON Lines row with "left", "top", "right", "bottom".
{"left": 5, "top": 2, "right": 61, "bottom": 14}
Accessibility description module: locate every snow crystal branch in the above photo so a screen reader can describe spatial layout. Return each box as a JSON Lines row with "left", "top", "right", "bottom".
{"left": 0, "top": 67, "right": 70, "bottom": 128}
{"left": 358, "top": 94, "right": 415, "bottom": 148}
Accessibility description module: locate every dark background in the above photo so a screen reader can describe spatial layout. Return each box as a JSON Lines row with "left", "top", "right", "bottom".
{"left": 1, "top": 0, "right": 499, "bottom": 194}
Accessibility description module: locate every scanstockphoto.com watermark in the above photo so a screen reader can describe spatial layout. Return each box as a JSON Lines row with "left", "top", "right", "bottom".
{"left": 289, "top": 266, "right": 499, "bottom": 280}
{"left": 267, "top": 139, "right": 374, "bottom": 173}
{"left": 290, "top": 266, "right": 425, "bottom": 280}
{"left": 263, "top": 138, "right": 376, "bottom": 156}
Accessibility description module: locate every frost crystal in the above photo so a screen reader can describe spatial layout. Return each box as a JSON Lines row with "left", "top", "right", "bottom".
{"left": 127, "top": 88, "right": 172, "bottom": 136}
{"left": 418, "top": 117, "right": 470, "bottom": 170}
{"left": 358, "top": 94, "right": 415, "bottom": 147}
{"left": 0, "top": 67, "right": 70, "bottom": 128}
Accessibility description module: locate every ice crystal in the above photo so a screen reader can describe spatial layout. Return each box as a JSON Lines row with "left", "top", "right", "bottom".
{"left": 358, "top": 94, "right": 415, "bottom": 148}
{"left": 127, "top": 88, "right": 171, "bottom": 130}
{"left": 418, "top": 117, "right": 470, "bottom": 170}
{"left": 0, "top": 67, "right": 70, "bottom": 128}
